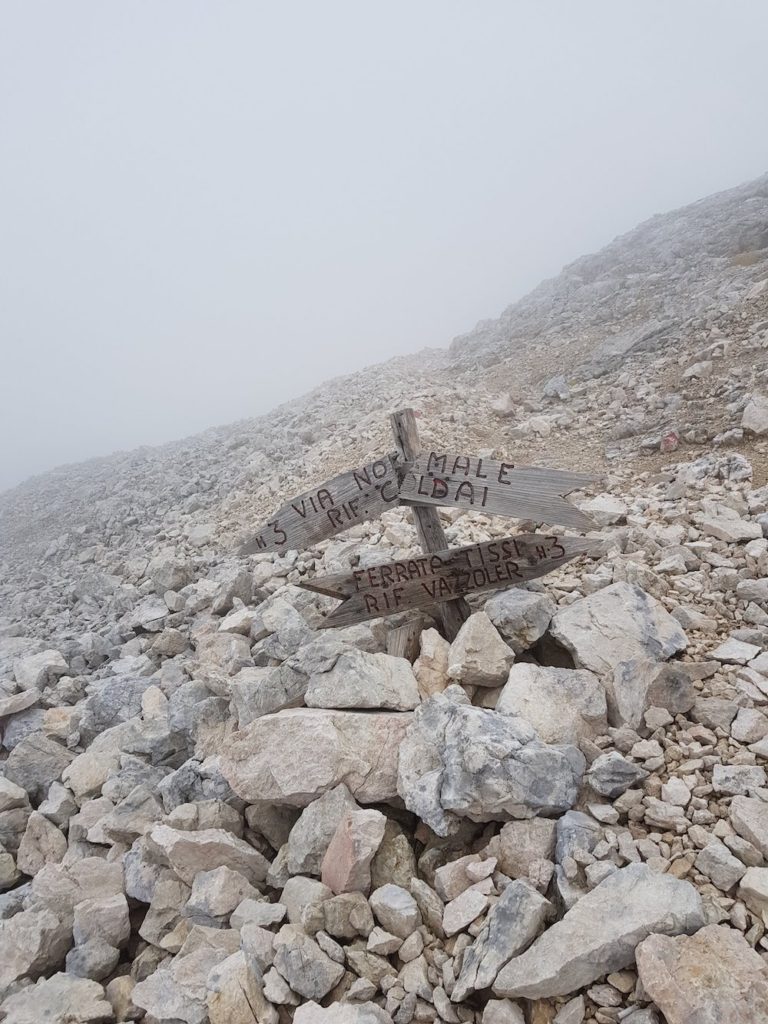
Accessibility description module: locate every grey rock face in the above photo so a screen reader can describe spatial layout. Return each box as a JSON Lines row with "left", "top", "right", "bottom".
{"left": 549, "top": 582, "right": 687, "bottom": 676}
{"left": 283, "top": 784, "right": 359, "bottom": 877}
{"left": 586, "top": 751, "right": 648, "bottom": 798}
{"left": 305, "top": 648, "right": 420, "bottom": 711}
{"left": 636, "top": 924, "right": 768, "bottom": 1024}
{"left": 447, "top": 613, "right": 515, "bottom": 687}
{"left": 730, "top": 796, "right": 768, "bottom": 856}
{"left": 398, "top": 692, "right": 584, "bottom": 836}
{"left": 294, "top": 1001, "right": 394, "bottom": 1024}
{"left": 484, "top": 589, "right": 556, "bottom": 654}
{"left": 607, "top": 659, "right": 696, "bottom": 729}
{"left": 221, "top": 708, "right": 412, "bottom": 807}
{"left": 132, "top": 945, "right": 230, "bottom": 1024}
{"left": 146, "top": 824, "right": 270, "bottom": 885}
{"left": 0, "top": 972, "right": 113, "bottom": 1024}
{"left": 496, "top": 664, "right": 607, "bottom": 744}
{"left": 369, "top": 884, "right": 421, "bottom": 939}
{"left": 273, "top": 924, "right": 345, "bottom": 1000}
{"left": 4, "top": 734, "right": 75, "bottom": 802}
{"left": 0, "top": 907, "right": 71, "bottom": 996}
{"left": 452, "top": 880, "right": 553, "bottom": 1000}
{"left": 493, "top": 865, "right": 704, "bottom": 999}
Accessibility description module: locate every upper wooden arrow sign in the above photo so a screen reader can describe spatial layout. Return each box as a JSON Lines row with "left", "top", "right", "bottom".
{"left": 240, "top": 453, "right": 401, "bottom": 555}
{"left": 300, "top": 533, "right": 593, "bottom": 628}
{"left": 399, "top": 450, "right": 596, "bottom": 531}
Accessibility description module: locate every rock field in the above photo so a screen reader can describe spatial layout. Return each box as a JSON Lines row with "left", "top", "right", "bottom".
{"left": 2, "top": 174, "right": 768, "bottom": 1023}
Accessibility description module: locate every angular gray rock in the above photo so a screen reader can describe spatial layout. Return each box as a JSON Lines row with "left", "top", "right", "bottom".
{"left": 398, "top": 691, "right": 584, "bottom": 836}
{"left": 283, "top": 784, "right": 359, "bottom": 877}
{"left": 493, "top": 864, "right": 704, "bottom": 999}
{"left": 369, "top": 883, "right": 421, "bottom": 939}
{"left": 4, "top": 733, "right": 76, "bottom": 802}
{"left": 0, "top": 972, "right": 113, "bottom": 1024}
{"left": 730, "top": 796, "right": 768, "bottom": 857}
{"left": 146, "top": 824, "right": 270, "bottom": 885}
{"left": 496, "top": 664, "right": 607, "bottom": 744}
{"left": 447, "top": 613, "right": 515, "bottom": 687}
{"left": 636, "top": 924, "right": 768, "bottom": 1024}
{"left": 485, "top": 590, "right": 556, "bottom": 654}
{"left": 305, "top": 648, "right": 420, "bottom": 711}
{"left": 273, "top": 923, "right": 345, "bottom": 999}
{"left": 294, "top": 1002, "right": 393, "bottom": 1024}
{"left": 0, "top": 907, "right": 71, "bottom": 996}
{"left": 607, "top": 659, "right": 697, "bottom": 729}
{"left": 549, "top": 582, "right": 687, "bottom": 676}
{"left": 13, "top": 649, "right": 68, "bottom": 690}
{"left": 221, "top": 708, "right": 412, "bottom": 807}
{"left": 452, "top": 880, "right": 552, "bottom": 1000}
{"left": 586, "top": 751, "right": 648, "bottom": 798}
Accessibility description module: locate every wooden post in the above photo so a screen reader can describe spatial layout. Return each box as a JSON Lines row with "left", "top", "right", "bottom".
{"left": 390, "top": 408, "right": 470, "bottom": 641}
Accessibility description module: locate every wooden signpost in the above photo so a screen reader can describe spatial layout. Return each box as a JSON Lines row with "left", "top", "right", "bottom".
{"left": 240, "top": 453, "right": 401, "bottom": 555}
{"left": 240, "top": 406, "right": 597, "bottom": 639}
{"left": 399, "top": 451, "right": 595, "bottom": 531}
{"left": 301, "top": 533, "right": 593, "bottom": 629}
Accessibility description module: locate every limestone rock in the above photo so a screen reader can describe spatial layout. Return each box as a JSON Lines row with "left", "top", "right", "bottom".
{"left": 0, "top": 907, "right": 71, "bottom": 995}
{"left": 294, "top": 1001, "right": 393, "bottom": 1024}
{"left": 606, "top": 659, "right": 696, "bottom": 729}
{"left": 447, "top": 613, "right": 515, "bottom": 687}
{"left": 283, "top": 784, "right": 359, "bottom": 877}
{"left": 636, "top": 924, "right": 768, "bottom": 1024}
{"left": 493, "top": 864, "right": 704, "bottom": 999}
{"left": 496, "top": 665, "right": 607, "bottom": 744}
{"left": 321, "top": 809, "right": 386, "bottom": 895}
{"left": 221, "top": 708, "right": 412, "bottom": 807}
{"left": 586, "top": 751, "right": 648, "bottom": 798}
{"left": 273, "top": 923, "right": 345, "bottom": 999}
{"left": 186, "top": 866, "right": 261, "bottom": 920}
{"left": 0, "top": 972, "right": 113, "bottom": 1023}
{"left": 549, "top": 582, "right": 687, "bottom": 676}
{"left": 146, "top": 824, "right": 270, "bottom": 885}
{"left": 485, "top": 819, "right": 557, "bottom": 879}
{"left": 13, "top": 649, "right": 68, "bottom": 690}
{"left": 413, "top": 629, "right": 451, "bottom": 698}
{"left": 16, "top": 810, "right": 67, "bottom": 875}
{"left": 742, "top": 395, "right": 768, "bottom": 436}
{"left": 306, "top": 649, "right": 420, "bottom": 711}
{"left": 73, "top": 894, "right": 131, "bottom": 949}
{"left": 484, "top": 590, "right": 556, "bottom": 654}
{"left": 4, "top": 733, "right": 75, "bottom": 802}
{"left": 730, "top": 796, "right": 768, "bottom": 856}
{"left": 398, "top": 692, "right": 583, "bottom": 836}
{"left": 453, "top": 880, "right": 552, "bottom": 1000}
{"left": 369, "top": 883, "right": 422, "bottom": 939}
{"left": 132, "top": 945, "right": 230, "bottom": 1024}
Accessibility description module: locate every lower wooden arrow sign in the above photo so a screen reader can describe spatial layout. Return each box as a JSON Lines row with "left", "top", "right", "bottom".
{"left": 300, "top": 534, "right": 594, "bottom": 628}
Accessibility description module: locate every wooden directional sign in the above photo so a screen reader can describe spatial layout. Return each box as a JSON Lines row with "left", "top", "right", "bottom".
{"left": 240, "top": 453, "right": 401, "bottom": 555}
{"left": 399, "top": 451, "right": 596, "bottom": 531}
{"left": 300, "top": 533, "right": 593, "bottom": 628}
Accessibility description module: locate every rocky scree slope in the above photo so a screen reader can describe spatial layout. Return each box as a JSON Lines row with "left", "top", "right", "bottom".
{"left": 1, "top": 175, "right": 768, "bottom": 1022}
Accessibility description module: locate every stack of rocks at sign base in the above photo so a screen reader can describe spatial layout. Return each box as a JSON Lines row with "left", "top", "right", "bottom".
{"left": 5, "top": 510, "right": 768, "bottom": 1024}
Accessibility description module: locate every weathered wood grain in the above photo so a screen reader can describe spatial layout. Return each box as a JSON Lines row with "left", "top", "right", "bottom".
{"left": 239, "top": 453, "right": 401, "bottom": 555}
{"left": 390, "top": 409, "right": 470, "bottom": 640}
{"left": 300, "top": 533, "right": 594, "bottom": 629}
{"left": 399, "top": 451, "right": 596, "bottom": 531}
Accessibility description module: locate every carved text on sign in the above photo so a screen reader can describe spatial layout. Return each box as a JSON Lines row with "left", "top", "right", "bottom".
{"left": 399, "top": 451, "right": 596, "bottom": 531}
{"left": 300, "top": 533, "right": 593, "bottom": 628}
{"left": 240, "top": 453, "right": 400, "bottom": 555}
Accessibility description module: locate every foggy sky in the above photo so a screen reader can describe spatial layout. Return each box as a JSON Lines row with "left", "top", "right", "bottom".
{"left": 2, "top": 1, "right": 768, "bottom": 492}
